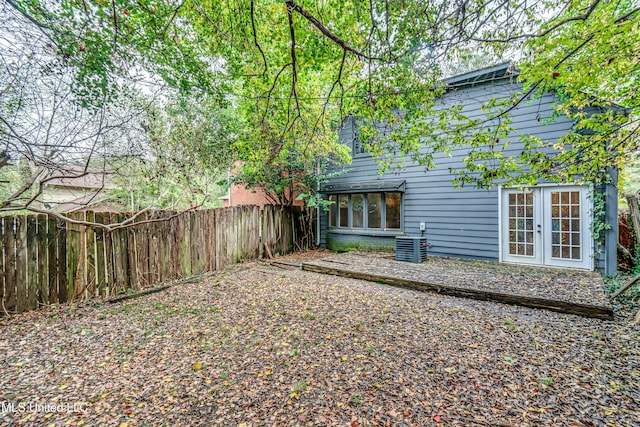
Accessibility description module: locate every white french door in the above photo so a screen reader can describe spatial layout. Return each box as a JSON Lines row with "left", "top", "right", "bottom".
{"left": 501, "top": 186, "right": 592, "bottom": 270}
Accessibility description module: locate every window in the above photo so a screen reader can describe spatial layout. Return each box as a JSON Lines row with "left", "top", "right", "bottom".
{"left": 338, "top": 194, "right": 349, "bottom": 227}
{"left": 352, "top": 194, "right": 364, "bottom": 228}
{"left": 385, "top": 193, "right": 401, "bottom": 229}
{"left": 352, "top": 124, "right": 366, "bottom": 155}
{"left": 367, "top": 193, "right": 382, "bottom": 229}
{"left": 328, "top": 192, "right": 402, "bottom": 231}
{"left": 328, "top": 195, "right": 337, "bottom": 227}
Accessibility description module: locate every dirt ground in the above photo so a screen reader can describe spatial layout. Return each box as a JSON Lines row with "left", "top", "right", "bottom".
{"left": 1, "top": 250, "right": 638, "bottom": 426}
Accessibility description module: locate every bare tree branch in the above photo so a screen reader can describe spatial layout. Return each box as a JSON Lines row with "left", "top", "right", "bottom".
{"left": 468, "top": 0, "right": 602, "bottom": 43}
{"left": 250, "top": 0, "right": 268, "bottom": 76}
{"left": 285, "top": 0, "right": 384, "bottom": 62}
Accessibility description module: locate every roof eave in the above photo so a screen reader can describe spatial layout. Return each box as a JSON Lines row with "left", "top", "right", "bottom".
{"left": 442, "top": 61, "right": 517, "bottom": 89}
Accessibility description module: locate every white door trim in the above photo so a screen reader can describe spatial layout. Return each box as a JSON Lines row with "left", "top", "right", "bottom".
{"left": 499, "top": 185, "right": 594, "bottom": 270}
{"left": 500, "top": 187, "right": 542, "bottom": 266}
{"left": 541, "top": 185, "right": 594, "bottom": 270}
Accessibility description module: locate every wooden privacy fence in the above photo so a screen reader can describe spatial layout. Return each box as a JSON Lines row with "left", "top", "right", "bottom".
{"left": 0, "top": 205, "right": 305, "bottom": 315}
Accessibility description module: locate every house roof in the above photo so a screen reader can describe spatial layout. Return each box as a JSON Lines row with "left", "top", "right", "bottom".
{"left": 43, "top": 166, "right": 116, "bottom": 190}
{"left": 321, "top": 180, "right": 406, "bottom": 194}
{"left": 443, "top": 62, "right": 517, "bottom": 89}
{"left": 442, "top": 62, "right": 629, "bottom": 113}
{"left": 442, "top": 61, "right": 631, "bottom": 114}
{"left": 49, "top": 192, "right": 115, "bottom": 213}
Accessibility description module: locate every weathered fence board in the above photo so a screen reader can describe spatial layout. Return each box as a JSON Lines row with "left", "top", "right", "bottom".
{"left": 0, "top": 217, "right": 4, "bottom": 312}
{"left": 47, "top": 218, "right": 58, "bottom": 303}
{"left": 37, "top": 215, "right": 48, "bottom": 306}
{"left": 65, "top": 215, "right": 80, "bottom": 302}
{"left": 0, "top": 205, "right": 306, "bottom": 315}
{"left": 15, "top": 216, "right": 27, "bottom": 313}
{"left": 94, "top": 213, "right": 107, "bottom": 296}
{"left": 85, "top": 211, "right": 97, "bottom": 298}
{"left": 57, "top": 221, "right": 67, "bottom": 303}
{"left": 3, "top": 216, "right": 17, "bottom": 313}
{"left": 26, "top": 215, "right": 38, "bottom": 311}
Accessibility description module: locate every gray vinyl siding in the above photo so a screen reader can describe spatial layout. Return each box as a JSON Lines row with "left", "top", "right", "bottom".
{"left": 318, "top": 199, "right": 328, "bottom": 247}
{"left": 600, "top": 178, "right": 618, "bottom": 274}
{"left": 321, "top": 76, "right": 618, "bottom": 274}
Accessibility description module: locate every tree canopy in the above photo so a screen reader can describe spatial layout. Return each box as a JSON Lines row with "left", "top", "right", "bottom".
{"left": 1, "top": 0, "right": 638, "bottom": 211}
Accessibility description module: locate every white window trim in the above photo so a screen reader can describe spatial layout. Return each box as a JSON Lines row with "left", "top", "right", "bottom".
{"left": 328, "top": 192, "right": 403, "bottom": 232}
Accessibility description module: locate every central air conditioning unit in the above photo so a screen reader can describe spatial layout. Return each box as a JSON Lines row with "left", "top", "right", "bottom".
{"left": 395, "top": 236, "right": 427, "bottom": 263}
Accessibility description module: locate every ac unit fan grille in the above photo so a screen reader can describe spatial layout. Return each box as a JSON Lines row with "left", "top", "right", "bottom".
{"left": 395, "top": 237, "right": 427, "bottom": 263}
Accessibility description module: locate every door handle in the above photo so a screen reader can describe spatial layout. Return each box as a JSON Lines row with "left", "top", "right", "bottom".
{"left": 537, "top": 224, "right": 541, "bottom": 233}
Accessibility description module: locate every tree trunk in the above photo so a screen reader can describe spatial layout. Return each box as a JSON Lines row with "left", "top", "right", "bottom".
{"left": 611, "top": 273, "right": 640, "bottom": 299}
{"left": 618, "top": 242, "right": 637, "bottom": 264}
{"left": 626, "top": 193, "right": 640, "bottom": 249}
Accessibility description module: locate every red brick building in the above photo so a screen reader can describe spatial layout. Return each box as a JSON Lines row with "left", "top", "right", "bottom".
{"left": 221, "top": 183, "right": 304, "bottom": 208}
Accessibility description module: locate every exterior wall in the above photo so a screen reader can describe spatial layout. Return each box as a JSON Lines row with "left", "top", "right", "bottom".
{"left": 321, "top": 76, "right": 618, "bottom": 274}
{"left": 601, "top": 177, "right": 619, "bottom": 275}
{"left": 39, "top": 186, "right": 118, "bottom": 213}
{"left": 40, "top": 187, "right": 96, "bottom": 205}
{"left": 223, "top": 183, "right": 304, "bottom": 208}
{"left": 326, "top": 232, "right": 397, "bottom": 252}
{"left": 223, "top": 183, "right": 274, "bottom": 208}
{"left": 318, "top": 201, "right": 328, "bottom": 247}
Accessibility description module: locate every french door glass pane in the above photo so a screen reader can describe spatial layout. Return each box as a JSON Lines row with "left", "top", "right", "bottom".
{"left": 367, "top": 193, "right": 381, "bottom": 228}
{"left": 507, "top": 191, "right": 535, "bottom": 257}
{"left": 352, "top": 194, "right": 364, "bottom": 228}
{"left": 550, "top": 191, "right": 581, "bottom": 260}
{"left": 385, "top": 193, "right": 401, "bottom": 229}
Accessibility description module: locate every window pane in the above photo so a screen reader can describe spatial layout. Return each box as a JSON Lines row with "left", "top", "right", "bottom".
{"left": 339, "top": 194, "right": 348, "bottom": 227}
{"left": 328, "top": 195, "right": 336, "bottom": 227}
{"left": 367, "top": 193, "right": 381, "bottom": 228}
{"left": 353, "top": 126, "right": 365, "bottom": 154}
{"left": 385, "top": 193, "right": 401, "bottom": 229}
{"left": 552, "top": 190, "right": 581, "bottom": 259}
{"left": 352, "top": 194, "right": 364, "bottom": 228}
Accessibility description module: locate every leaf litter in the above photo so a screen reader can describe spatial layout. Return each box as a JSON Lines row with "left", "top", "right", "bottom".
{"left": 0, "top": 251, "right": 638, "bottom": 426}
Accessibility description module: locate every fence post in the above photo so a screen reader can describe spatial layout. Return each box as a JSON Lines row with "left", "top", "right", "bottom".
{"left": 46, "top": 217, "right": 58, "bottom": 303}
{"left": 93, "top": 212, "right": 106, "bottom": 296}
{"left": 84, "top": 211, "right": 97, "bottom": 297}
{"left": 56, "top": 220, "right": 68, "bottom": 303}
{"left": 135, "top": 212, "right": 150, "bottom": 288}
{"left": 126, "top": 214, "right": 139, "bottom": 290}
{"left": 36, "top": 214, "right": 48, "bottom": 307}
{"left": 14, "top": 216, "right": 27, "bottom": 313}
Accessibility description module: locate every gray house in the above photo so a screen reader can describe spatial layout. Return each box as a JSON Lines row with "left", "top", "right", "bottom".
{"left": 319, "top": 63, "right": 618, "bottom": 275}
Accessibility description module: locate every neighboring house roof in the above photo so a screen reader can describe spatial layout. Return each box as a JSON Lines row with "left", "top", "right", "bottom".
{"left": 43, "top": 166, "right": 116, "bottom": 191}
{"left": 48, "top": 192, "right": 114, "bottom": 213}
{"left": 37, "top": 165, "right": 120, "bottom": 213}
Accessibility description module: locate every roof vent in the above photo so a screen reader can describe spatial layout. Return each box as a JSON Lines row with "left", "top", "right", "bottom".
{"left": 395, "top": 237, "right": 427, "bottom": 263}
